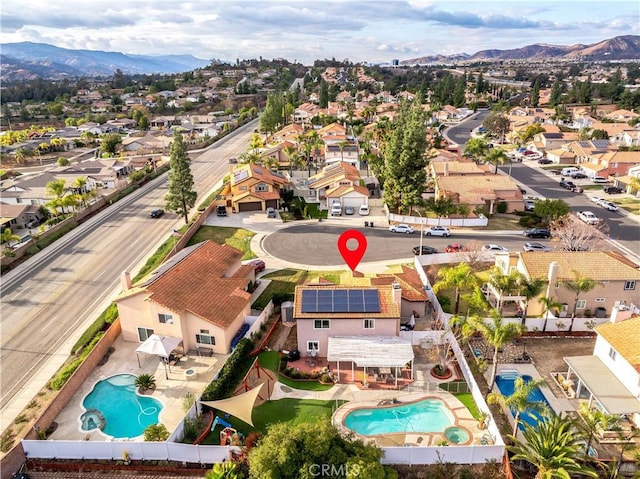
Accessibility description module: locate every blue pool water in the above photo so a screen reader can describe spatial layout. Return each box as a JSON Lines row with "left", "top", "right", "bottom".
{"left": 344, "top": 399, "right": 455, "bottom": 435}
{"left": 81, "top": 373, "right": 163, "bottom": 439}
{"left": 495, "top": 372, "right": 552, "bottom": 429}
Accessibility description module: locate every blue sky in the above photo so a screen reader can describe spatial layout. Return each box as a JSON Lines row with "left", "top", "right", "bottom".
{"left": 2, "top": 1, "right": 639, "bottom": 64}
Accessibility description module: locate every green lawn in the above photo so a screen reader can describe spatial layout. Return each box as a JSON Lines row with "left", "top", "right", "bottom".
{"left": 201, "top": 398, "right": 339, "bottom": 442}
{"left": 481, "top": 214, "right": 523, "bottom": 230}
{"left": 453, "top": 392, "right": 481, "bottom": 420}
{"left": 187, "top": 226, "right": 256, "bottom": 260}
{"left": 259, "top": 351, "right": 333, "bottom": 391}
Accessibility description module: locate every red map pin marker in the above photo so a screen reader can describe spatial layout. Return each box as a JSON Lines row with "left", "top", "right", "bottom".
{"left": 338, "top": 230, "right": 367, "bottom": 271}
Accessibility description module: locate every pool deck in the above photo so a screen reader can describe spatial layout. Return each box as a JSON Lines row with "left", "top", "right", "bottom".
{"left": 49, "top": 336, "right": 226, "bottom": 441}
{"left": 332, "top": 391, "right": 483, "bottom": 447}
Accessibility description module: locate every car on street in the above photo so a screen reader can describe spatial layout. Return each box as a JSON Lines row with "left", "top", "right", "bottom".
{"left": 483, "top": 244, "right": 509, "bottom": 252}
{"left": 150, "top": 209, "right": 164, "bottom": 218}
{"left": 523, "top": 242, "right": 552, "bottom": 252}
{"left": 424, "top": 226, "right": 451, "bottom": 237}
{"left": 590, "top": 196, "right": 605, "bottom": 206}
{"left": 389, "top": 224, "right": 414, "bottom": 234}
{"left": 344, "top": 206, "right": 355, "bottom": 215}
{"left": 559, "top": 179, "right": 577, "bottom": 190}
{"left": 249, "top": 259, "right": 266, "bottom": 273}
{"left": 570, "top": 172, "right": 588, "bottom": 179}
{"left": 266, "top": 207, "right": 277, "bottom": 218}
{"left": 603, "top": 186, "right": 623, "bottom": 194}
{"left": 538, "top": 158, "right": 553, "bottom": 165}
{"left": 523, "top": 227, "right": 551, "bottom": 239}
{"left": 601, "top": 201, "right": 619, "bottom": 212}
{"left": 445, "top": 243, "right": 467, "bottom": 253}
{"left": 577, "top": 211, "right": 600, "bottom": 225}
{"left": 413, "top": 245, "right": 438, "bottom": 255}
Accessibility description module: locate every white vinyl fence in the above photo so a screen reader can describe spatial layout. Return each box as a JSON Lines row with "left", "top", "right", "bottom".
{"left": 389, "top": 212, "right": 488, "bottom": 228}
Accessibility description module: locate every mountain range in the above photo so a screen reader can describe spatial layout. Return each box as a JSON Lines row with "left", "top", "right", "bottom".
{"left": 0, "top": 42, "right": 210, "bottom": 80}
{"left": 402, "top": 35, "right": 640, "bottom": 65}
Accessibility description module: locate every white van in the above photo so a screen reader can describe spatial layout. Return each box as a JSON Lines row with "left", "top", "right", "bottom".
{"left": 330, "top": 202, "right": 342, "bottom": 216}
{"left": 561, "top": 167, "right": 579, "bottom": 177}
{"left": 358, "top": 204, "right": 370, "bottom": 216}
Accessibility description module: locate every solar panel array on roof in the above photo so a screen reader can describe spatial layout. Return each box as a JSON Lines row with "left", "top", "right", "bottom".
{"left": 301, "top": 289, "right": 381, "bottom": 313}
{"left": 578, "top": 141, "right": 591, "bottom": 147}
{"left": 592, "top": 139, "right": 611, "bottom": 149}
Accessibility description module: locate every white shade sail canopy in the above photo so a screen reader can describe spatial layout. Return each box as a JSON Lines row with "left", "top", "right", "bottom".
{"left": 327, "top": 336, "right": 414, "bottom": 368}
{"left": 136, "top": 334, "right": 182, "bottom": 358}
{"left": 201, "top": 383, "right": 264, "bottom": 427}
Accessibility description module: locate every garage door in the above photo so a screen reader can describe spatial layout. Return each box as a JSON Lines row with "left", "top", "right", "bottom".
{"left": 343, "top": 197, "right": 366, "bottom": 208}
{"left": 238, "top": 202, "right": 262, "bottom": 212}
{"left": 265, "top": 199, "right": 278, "bottom": 209}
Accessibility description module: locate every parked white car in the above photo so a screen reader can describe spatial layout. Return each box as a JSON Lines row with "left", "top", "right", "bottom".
{"left": 358, "top": 204, "right": 370, "bottom": 216}
{"left": 483, "top": 244, "right": 509, "bottom": 252}
{"left": 601, "top": 201, "right": 619, "bottom": 212}
{"left": 577, "top": 211, "right": 600, "bottom": 225}
{"left": 388, "top": 224, "right": 414, "bottom": 234}
{"left": 423, "top": 226, "right": 451, "bottom": 237}
{"left": 589, "top": 196, "right": 605, "bottom": 206}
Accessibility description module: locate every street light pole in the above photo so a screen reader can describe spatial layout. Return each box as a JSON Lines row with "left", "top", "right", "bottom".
{"left": 416, "top": 210, "right": 424, "bottom": 254}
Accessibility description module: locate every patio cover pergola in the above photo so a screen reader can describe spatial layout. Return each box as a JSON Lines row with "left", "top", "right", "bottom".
{"left": 136, "top": 335, "right": 183, "bottom": 379}
{"left": 201, "top": 383, "right": 264, "bottom": 427}
{"left": 564, "top": 355, "right": 640, "bottom": 415}
{"left": 327, "top": 336, "right": 414, "bottom": 388}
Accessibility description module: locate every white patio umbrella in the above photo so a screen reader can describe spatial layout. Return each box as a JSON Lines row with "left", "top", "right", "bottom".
{"left": 136, "top": 335, "right": 183, "bottom": 379}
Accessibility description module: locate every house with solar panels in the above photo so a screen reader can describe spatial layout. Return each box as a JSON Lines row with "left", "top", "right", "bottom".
{"left": 293, "top": 283, "right": 415, "bottom": 387}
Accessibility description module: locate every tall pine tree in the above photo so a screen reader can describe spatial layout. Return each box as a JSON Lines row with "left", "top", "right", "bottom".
{"left": 165, "top": 131, "right": 197, "bottom": 224}
{"left": 382, "top": 97, "right": 429, "bottom": 214}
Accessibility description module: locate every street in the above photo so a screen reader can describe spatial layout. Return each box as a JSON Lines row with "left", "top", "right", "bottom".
{"left": 0, "top": 119, "right": 258, "bottom": 420}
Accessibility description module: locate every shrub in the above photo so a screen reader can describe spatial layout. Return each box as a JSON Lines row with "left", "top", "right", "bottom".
{"left": 436, "top": 294, "right": 452, "bottom": 313}
{"left": 1, "top": 428, "right": 15, "bottom": 453}
{"left": 496, "top": 201, "right": 508, "bottom": 214}
{"left": 135, "top": 374, "right": 156, "bottom": 393}
{"left": 144, "top": 423, "right": 170, "bottom": 442}
{"left": 72, "top": 304, "right": 117, "bottom": 355}
{"left": 13, "top": 414, "right": 28, "bottom": 425}
{"left": 272, "top": 292, "right": 294, "bottom": 306}
{"left": 182, "top": 392, "right": 196, "bottom": 412}
{"left": 49, "top": 357, "right": 83, "bottom": 390}
{"left": 181, "top": 415, "right": 204, "bottom": 443}
{"left": 201, "top": 338, "right": 254, "bottom": 401}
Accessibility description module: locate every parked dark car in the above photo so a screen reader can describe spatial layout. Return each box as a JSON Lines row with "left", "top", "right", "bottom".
{"left": 523, "top": 228, "right": 551, "bottom": 239}
{"left": 559, "top": 179, "right": 577, "bottom": 190}
{"left": 538, "top": 158, "right": 553, "bottom": 165}
{"left": 603, "top": 186, "right": 623, "bottom": 194}
{"left": 216, "top": 205, "right": 227, "bottom": 216}
{"left": 150, "top": 209, "right": 164, "bottom": 218}
{"left": 413, "top": 245, "right": 438, "bottom": 255}
{"left": 570, "top": 172, "right": 588, "bottom": 179}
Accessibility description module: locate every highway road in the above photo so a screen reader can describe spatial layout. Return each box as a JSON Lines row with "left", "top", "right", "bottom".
{"left": 0, "top": 119, "right": 258, "bottom": 413}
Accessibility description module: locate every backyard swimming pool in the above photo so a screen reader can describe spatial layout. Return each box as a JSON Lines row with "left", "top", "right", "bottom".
{"left": 344, "top": 398, "right": 455, "bottom": 435}
{"left": 81, "top": 373, "right": 163, "bottom": 439}
{"left": 495, "top": 371, "right": 552, "bottom": 429}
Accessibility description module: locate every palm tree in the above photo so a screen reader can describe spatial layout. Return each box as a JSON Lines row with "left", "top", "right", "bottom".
{"left": 470, "top": 310, "right": 525, "bottom": 395}
{"left": 283, "top": 144, "right": 299, "bottom": 174}
{"left": 575, "top": 402, "right": 617, "bottom": 457}
{"left": 432, "top": 263, "right": 478, "bottom": 315}
{"left": 463, "top": 137, "right": 490, "bottom": 163}
{"left": 1, "top": 228, "right": 21, "bottom": 247}
{"left": 518, "top": 277, "right": 547, "bottom": 325}
{"left": 561, "top": 270, "right": 603, "bottom": 331}
{"left": 485, "top": 147, "right": 510, "bottom": 174}
{"left": 508, "top": 415, "right": 598, "bottom": 479}
{"left": 337, "top": 139, "right": 352, "bottom": 164}
{"left": 540, "top": 296, "right": 563, "bottom": 332}
{"left": 629, "top": 175, "right": 640, "bottom": 194}
{"left": 45, "top": 178, "right": 67, "bottom": 216}
{"left": 488, "top": 268, "right": 523, "bottom": 314}
{"left": 487, "top": 376, "right": 549, "bottom": 436}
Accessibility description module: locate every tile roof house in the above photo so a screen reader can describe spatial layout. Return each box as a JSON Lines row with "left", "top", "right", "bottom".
{"left": 492, "top": 251, "right": 640, "bottom": 321}
{"left": 227, "top": 164, "right": 290, "bottom": 212}
{"left": 115, "top": 241, "right": 255, "bottom": 354}
{"left": 370, "top": 265, "right": 430, "bottom": 321}
{"left": 307, "top": 162, "right": 369, "bottom": 209}
{"left": 0, "top": 202, "right": 41, "bottom": 230}
{"left": 563, "top": 311, "right": 640, "bottom": 421}
{"left": 435, "top": 173, "right": 524, "bottom": 214}
{"left": 577, "top": 150, "right": 640, "bottom": 179}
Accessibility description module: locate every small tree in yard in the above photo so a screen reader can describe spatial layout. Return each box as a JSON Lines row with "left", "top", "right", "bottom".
{"left": 165, "top": 131, "right": 197, "bottom": 224}
{"left": 144, "top": 423, "right": 169, "bottom": 442}
{"left": 550, "top": 216, "right": 609, "bottom": 252}
{"left": 561, "top": 271, "right": 603, "bottom": 331}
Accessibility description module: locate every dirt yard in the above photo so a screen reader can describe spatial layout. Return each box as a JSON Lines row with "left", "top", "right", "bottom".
{"left": 519, "top": 336, "right": 596, "bottom": 397}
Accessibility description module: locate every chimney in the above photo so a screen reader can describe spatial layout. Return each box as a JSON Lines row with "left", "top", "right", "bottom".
{"left": 391, "top": 282, "right": 402, "bottom": 305}
{"left": 444, "top": 160, "right": 449, "bottom": 177}
{"left": 544, "top": 261, "right": 559, "bottom": 301}
{"left": 121, "top": 271, "right": 132, "bottom": 291}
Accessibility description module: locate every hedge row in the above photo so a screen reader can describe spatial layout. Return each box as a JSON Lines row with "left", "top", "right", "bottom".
{"left": 201, "top": 338, "right": 254, "bottom": 401}
{"left": 71, "top": 303, "right": 119, "bottom": 355}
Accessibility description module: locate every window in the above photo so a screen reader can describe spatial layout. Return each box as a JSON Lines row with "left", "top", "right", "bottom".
{"left": 609, "top": 347, "right": 617, "bottom": 361}
{"left": 137, "top": 327, "right": 154, "bottom": 341}
{"left": 239, "top": 186, "right": 247, "bottom": 191}
{"left": 255, "top": 182, "right": 267, "bottom": 192}
{"left": 307, "top": 341, "right": 319, "bottom": 352}
{"left": 595, "top": 298, "right": 605, "bottom": 303}
{"left": 576, "top": 300, "right": 587, "bottom": 310}
{"left": 158, "top": 313, "right": 173, "bottom": 324}
{"left": 314, "top": 319, "right": 330, "bottom": 329}
{"left": 196, "top": 329, "right": 215, "bottom": 345}
{"left": 364, "top": 319, "right": 375, "bottom": 329}
{"left": 624, "top": 280, "right": 636, "bottom": 290}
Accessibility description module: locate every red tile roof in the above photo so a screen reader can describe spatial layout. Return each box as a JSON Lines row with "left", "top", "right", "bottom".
{"left": 146, "top": 241, "right": 251, "bottom": 328}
